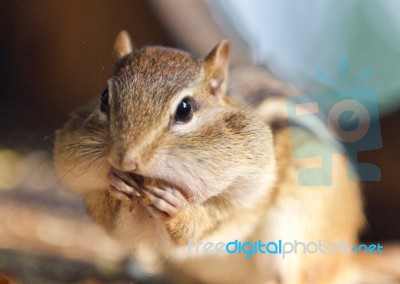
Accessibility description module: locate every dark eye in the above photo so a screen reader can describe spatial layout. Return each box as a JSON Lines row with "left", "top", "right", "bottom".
{"left": 175, "top": 98, "right": 193, "bottom": 122}
{"left": 100, "top": 88, "right": 109, "bottom": 113}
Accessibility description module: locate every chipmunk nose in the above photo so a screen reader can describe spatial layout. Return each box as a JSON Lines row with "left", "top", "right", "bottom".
{"left": 108, "top": 149, "right": 139, "bottom": 172}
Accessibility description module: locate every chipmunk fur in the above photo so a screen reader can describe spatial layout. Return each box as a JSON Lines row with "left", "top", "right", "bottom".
{"left": 54, "top": 31, "right": 399, "bottom": 284}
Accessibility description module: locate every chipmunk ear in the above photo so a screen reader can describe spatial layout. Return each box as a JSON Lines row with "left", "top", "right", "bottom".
{"left": 203, "top": 39, "right": 230, "bottom": 97}
{"left": 113, "top": 30, "right": 133, "bottom": 61}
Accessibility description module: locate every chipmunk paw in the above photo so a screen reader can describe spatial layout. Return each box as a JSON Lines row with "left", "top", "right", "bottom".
{"left": 107, "top": 168, "right": 141, "bottom": 202}
{"left": 142, "top": 185, "right": 187, "bottom": 221}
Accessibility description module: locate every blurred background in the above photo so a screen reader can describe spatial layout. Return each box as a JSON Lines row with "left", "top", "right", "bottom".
{"left": 0, "top": 0, "right": 399, "bottom": 282}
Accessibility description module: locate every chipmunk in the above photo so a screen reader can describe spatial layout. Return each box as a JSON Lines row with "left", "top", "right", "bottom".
{"left": 54, "top": 31, "right": 399, "bottom": 283}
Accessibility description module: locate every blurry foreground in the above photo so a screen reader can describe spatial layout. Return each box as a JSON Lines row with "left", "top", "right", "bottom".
{"left": 0, "top": 149, "right": 150, "bottom": 283}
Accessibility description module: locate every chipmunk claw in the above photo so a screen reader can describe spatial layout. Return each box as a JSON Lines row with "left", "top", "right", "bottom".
{"left": 143, "top": 185, "right": 187, "bottom": 221}
{"left": 107, "top": 168, "right": 141, "bottom": 202}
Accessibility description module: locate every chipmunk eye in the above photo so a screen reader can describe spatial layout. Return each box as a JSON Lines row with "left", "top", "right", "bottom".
{"left": 175, "top": 98, "right": 193, "bottom": 123}
{"left": 100, "top": 88, "right": 109, "bottom": 113}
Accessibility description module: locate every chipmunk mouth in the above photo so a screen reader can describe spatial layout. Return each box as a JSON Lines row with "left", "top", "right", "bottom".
{"left": 129, "top": 172, "right": 191, "bottom": 201}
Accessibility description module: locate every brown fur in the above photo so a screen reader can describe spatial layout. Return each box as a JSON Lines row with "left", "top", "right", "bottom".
{"left": 54, "top": 31, "right": 399, "bottom": 283}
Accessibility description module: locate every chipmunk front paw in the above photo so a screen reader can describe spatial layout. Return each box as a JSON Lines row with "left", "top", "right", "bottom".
{"left": 107, "top": 168, "right": 141, "bottom": 202}
{"left": 143, "top": 185, "right": 187, "bottom": 221}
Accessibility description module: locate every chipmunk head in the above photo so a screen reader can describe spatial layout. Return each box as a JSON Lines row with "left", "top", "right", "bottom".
{"left": 102, "top": 31, "right": 274, "bottom": 202}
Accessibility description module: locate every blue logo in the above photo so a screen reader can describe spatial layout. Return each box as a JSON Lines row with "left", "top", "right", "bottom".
{"left": 287, "top": 58, "right": 382, "bottom": 186}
